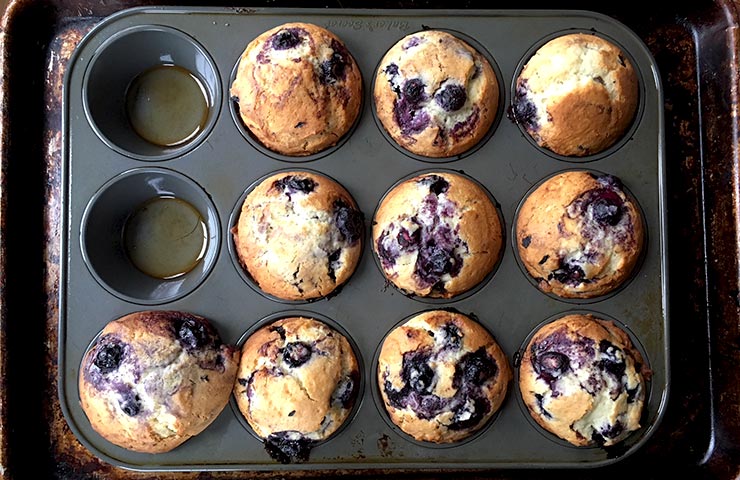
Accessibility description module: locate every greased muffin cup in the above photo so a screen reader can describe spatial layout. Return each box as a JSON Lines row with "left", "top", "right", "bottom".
{"left": 60, "top": 7, "right": 668, "bottom": 472}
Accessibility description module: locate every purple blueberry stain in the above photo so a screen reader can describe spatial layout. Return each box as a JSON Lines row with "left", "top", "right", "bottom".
{"left": 403, "top": 36, "right": 421, "bottom": 49}
{"left": 450, "top": 107, "right": 481, "bottom": 141}
{"left": 403, "top": 351, "right": 436, "bottom": 394}
{"left": 118, "top": 389, "right": 141, "bottom": 417}
{"left": 271, "top": 28, "right": 304, "bottom": 50}
{"left": 333, "top": 199, "right": 363, "bottom": 245}
{"left": 418, "top": 175, "right": 449, "bottom": 195}
{"left": 93, "top": 336, "right": 125, "bottom": 374}
{"left": 265, "top": 431, "right": 313, "bottom": 464}
{"left": 511, "top": 80, "right": 539, "bottom": 131}
{"left": 273, "top": 175, "right": 316, "bottom": 197}
{"left": 435, "top": 84, "right": 467, "bottom": 112}
{"left": 453, "top": 347, "right": 497, "bottom": 388}
{"left": 283, "top": 342, "right": 312, "bottom": 368}
{"left": 394, "top": 97, "right": 431, "bottom": 135}
{"left": 318, "top": 40, "right": 350, "bottom": 86}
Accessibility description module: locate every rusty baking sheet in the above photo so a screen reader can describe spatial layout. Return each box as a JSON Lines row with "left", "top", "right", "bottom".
{"left": 1, "top": 0, "right": 739, "bottom": 479}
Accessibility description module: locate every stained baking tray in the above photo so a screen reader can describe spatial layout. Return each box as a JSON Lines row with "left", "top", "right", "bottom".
{"left": 1, "top": 1, "right": 740, "bottom": 479}
{"left": 57, "top": 6, "right": 667, "bottom": 472}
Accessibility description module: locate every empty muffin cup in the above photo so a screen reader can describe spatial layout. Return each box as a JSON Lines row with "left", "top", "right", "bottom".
{"left": 80, "top": 167, "right": 220, "bottom": 304}
{"left": 83, "top": 24, "right": 221, "bottom": 161}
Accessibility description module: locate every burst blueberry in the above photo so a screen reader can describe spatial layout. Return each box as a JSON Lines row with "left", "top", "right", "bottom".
{"left": 271, "top": 28, "right": 303, "bottom": 50}
{"left": 435, "top": 84, "right": 467, "bottom": 112}
{"left": 333, "top": 199, "right": 363, "bottom": 244}
{"left": 283, "top": 342, "right": 312, "bottom": 368}
{"left": 273, "top": 175, "right": 316, "bottom": 195}
{"left": 93, "top": 338, "right": 124, "bottom": 374}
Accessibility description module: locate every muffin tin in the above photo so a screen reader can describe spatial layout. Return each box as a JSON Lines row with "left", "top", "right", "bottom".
{"left": 59, "top": 7, "right": 668, "bottom": 472}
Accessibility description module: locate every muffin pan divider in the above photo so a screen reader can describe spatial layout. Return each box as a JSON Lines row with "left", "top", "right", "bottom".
{"left": 59, "top": 7, "right": 668, "bottom": 471}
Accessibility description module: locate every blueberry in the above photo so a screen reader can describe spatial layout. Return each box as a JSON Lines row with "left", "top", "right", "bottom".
{"left": 586, "top": 189, "right": 624, "bottom": 226}
{"left": 602, "top": 421, "right": 624, "bottom": 439}
{"left": 384, "top": 63, "right": 399, "bottom": 76}
{"left": 318, "top": 42, "right": 349, "bottom": 85}
{"left": 626, "top": 385, "right": 640, "bottom": 403}
{"left": 271, "top": 28, "right": 302, "bottom": 50}
{"left": 333, "top": 199, "right": 363, "bottom": 244}
{"left": 175, "top": 316, "right": 214, "bottom": 352}
{"left": 521, "top": 236, "right": 531, "bottom": 248}
{"left": 326, "top": 249, "right": 341, "bottom": 282}
{"left": 441, "top": 323, "right": 462, "bottom": 350}
{"left": 448, "top": 396, "right": 489, "bottom": 431}
{"left": 550, "top": 260, "right": 586, "bottom": 286}
{"left": 453, "top": 347, "right": 497, "bottom": 388}
{"left": 273, "top": 175, "right": 316, "bottom": 196}
{"left": 396, "top": 228, "right": 420, "bottom": 249}
{"left": 93, "top": 338, "right": 124, "bottom": 374}
{"left": 417, "top": 244, "right": 451, "bottom": 282}
{"left": 264, "top": 431, "right": 312, "bottom": 464}
{"left": 534, "top": 393, "right": 552, "bottom": 419}
{"left": 512, "top": 81, "right": 539, "bottom": 131}
{"left": 270, "top": 325, "right": 287, "bottom": 340}
{"left": 119, "top": 390, "right": 141, "bottom": 417}
{"left": 402, "top": 352, "right": 435, "bottom": 393}
{"left": 332, "top": 373, "right": 358, "bottom": 409}
{"left": 393, "top": 97, "right": 430, "bottom": 135}
{"left": 376, "top": 231, "right": 400, "bottom": 267}
{"left": 597, "top": 340, "right": 626, "bottom": 379}
{"left": 435, "top": 84, "right": 467, "bottom": 112}
{"left": 534, "top": 351, "right": 570, "bottom": 381}
{"left": 402, "top": 78, "right": 426, "bottom": 105}
{"left": 418, "top": 175, "right": 449, "bottom": 195}
{"left": 283, "top": 342, "right": 312, "bottom": 368}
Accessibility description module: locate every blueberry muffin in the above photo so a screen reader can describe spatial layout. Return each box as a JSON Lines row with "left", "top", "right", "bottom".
{"left": 518, "top": 313, "right": 648, "bottom": 447}
{"left": 511, "top": 33, "right": 639, "bottom": 157}
{"left": 377, "top": 310, "right": 511, "bottom": 443}
{"left": 373, "top": 171, "right": 502, "bottom": 298}
{"left": 374, "top": 30, "right": 499, "bottom": 157}
{"left": 230, "top": 22, "right": 363, "bottom": 156}
{"left": 234, "top": 317, "right": 360, "bottom": 463}
{"left": 232, "top": 171, "right": 364, "bottom": 301}
{"left": 516, "top": 170, "right": 644, "bottom": 298}
{"left": 78, "top": 311, "right": 239, "bottom": 453}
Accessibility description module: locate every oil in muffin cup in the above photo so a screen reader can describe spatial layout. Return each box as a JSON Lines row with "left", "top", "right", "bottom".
{"left": 82, "top": 24, "right": 221, "bottom": 161}
{"left": 512, "top": 309, "right": 653, "bottom": 452}
{"left": 80, "top": 167, "right": 221, "bottom": 305}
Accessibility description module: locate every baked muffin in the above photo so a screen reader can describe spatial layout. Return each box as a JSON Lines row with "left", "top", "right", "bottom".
{"left": 515, "top": 170, "right": 644, "bottom": 298}
{"left": 232, "top": 170, "right": 364, "bottom": 301}
{"left": 373, "top": 171, "right": 502, "bottom": 298}
{"left": 377, "top": 310, "right": 511, "bottom": 443}
{"left": 511, "top": 33, "right": 639, "bottom": 157}
{"left": 374, "top": 30, "right": 499, "bottom": 157}
{"left": 234, "top": 316, "right": 360, "bottom": 463}
{"left": 518, "top": 313, "right": 648, "bottom": 447}
{"left": 78, "top": 310, "right": 239, "bottom": 453}
{"left": 230, "top": 22, "right": 362, "bottom": 156}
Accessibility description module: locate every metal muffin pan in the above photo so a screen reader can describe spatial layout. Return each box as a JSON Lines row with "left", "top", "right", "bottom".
{"left": 59, "top": 6, "right": 668, "bottom": 472}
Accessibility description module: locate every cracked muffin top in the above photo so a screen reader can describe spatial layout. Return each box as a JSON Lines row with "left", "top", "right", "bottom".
{"left": 518, "top": 313, "right": 649, "bottom": 447}
{"left": 78, "top": 310, "right": 239, "bottom": 453}
{"left": 515, "top": 170, "right": 644, "bottom": 299}
{"left": 232, "top": 170, "right": 364, "bottom": 301}
{"left": 377, "top": 310, "right": 511, "bottom": 443}
{"left": 510, "top": 33, "right": 639, "bottom": 157}
{"left": 373, "top": 171, "right": 502, "bottom": 298}
{"left": 233, "top": 316, "right": 360, "bottom": 463}
{"left": 230, "top": 22, "right": 363, "bottom": 156}
{"left": 373, "top": 30, "right": 499, "bottom": 158}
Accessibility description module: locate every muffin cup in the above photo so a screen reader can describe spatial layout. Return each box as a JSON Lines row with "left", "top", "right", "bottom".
{"left": 229, "top": 310, "right": 365, "bottom": 457}
{"left": 513, "top": 310, "right": 652, "bottom": 449}
{"left": 80, "top": 167, "right": 220, "bottom": 304}
{"left": 82, "top": 24, "right": 221, "bottom": 161}
{"left": 509, "top": 29, "right": 645, "bottom": 162}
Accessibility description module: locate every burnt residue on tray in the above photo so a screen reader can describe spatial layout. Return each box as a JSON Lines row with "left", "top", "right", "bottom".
{"left": 1, "top": 0, "right": 740, "bottom": 479}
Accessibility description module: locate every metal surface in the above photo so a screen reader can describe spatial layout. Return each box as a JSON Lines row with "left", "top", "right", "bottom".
{"left": 58, "top": 7, "right": 668, "bottom": 472}
{"left": 0, "top": 0, "right": 739, "bottom": 479}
